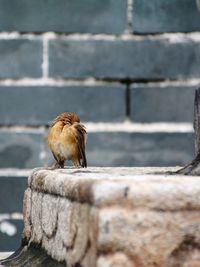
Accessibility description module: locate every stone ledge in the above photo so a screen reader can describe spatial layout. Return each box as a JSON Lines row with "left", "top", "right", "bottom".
{"left": 29, "top": 167, "right": 200, "bottom": 211}
{"left": 2, "top": 167, "right": 200, "bottom": 267}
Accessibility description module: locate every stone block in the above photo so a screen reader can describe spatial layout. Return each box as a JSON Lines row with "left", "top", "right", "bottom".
{"left": 0, "top": 219, "right": 23, "bottom": 252}
{"left": 134, "top": 0, "right": 200, "bottom": 33}
{"left": 0, "top": 86, "right": 126, "bottom": 124}
{"left": 49, "top": 38, "right": 200, "bottom": 80}
{"left": 0, "top": 176, "right": 27, "bottom": 213}
{"left": 0, "top": 130, "right": 46, "bottom": 168}
{"left": 0, "top": 0, "right": 127, "bottom": 33}
{"left": 0, "top": 39, "right": 42, "bottom": 78}
{"left": 130, "top": 86, "right": 196, "bottom": 122}
{"left": 84, "top": 132, "right": 194, "bottom": 167}
{"left": 18, "top": 167, "right": 200, "bottom": 267}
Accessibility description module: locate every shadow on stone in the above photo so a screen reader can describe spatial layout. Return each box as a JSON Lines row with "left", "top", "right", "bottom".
{"left": 0, "top": 244, "right": 82, "bottom": 267}
{"left": 0, "top": 244, "right": 70, "bottom": 267}
{"left": 0, "top": 243, "right": 83, "bottom": 267}
{"left": 169, "top": 235, "right": 200, "bottom": 267}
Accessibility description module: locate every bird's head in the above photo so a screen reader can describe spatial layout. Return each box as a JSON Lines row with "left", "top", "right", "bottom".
{"left": 51, "top": 112, "right": 80, "bottom": 126}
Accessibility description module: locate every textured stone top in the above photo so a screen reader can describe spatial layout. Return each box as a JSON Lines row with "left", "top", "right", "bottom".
{"left": 29, "top": 167, "right": 200, "bottom": 211}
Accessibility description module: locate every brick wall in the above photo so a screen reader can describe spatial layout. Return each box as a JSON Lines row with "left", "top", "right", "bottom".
{"left": 0, "top": 0, "right": 199, "bottom": 251}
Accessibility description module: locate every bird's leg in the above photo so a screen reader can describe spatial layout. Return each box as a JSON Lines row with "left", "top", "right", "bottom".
{"left": 59, "top": 160, "right": 65, "bottom": 169}
{"left": 72, "top": 158, "right": 81, "bottom": 168}
{"left": 50, "top": 161, "right": 65, "bottom": 170}
{"left": 48, "top": 162, "right": 59, "bottom": 170}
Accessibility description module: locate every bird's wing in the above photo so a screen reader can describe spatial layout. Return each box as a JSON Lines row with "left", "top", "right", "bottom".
{"left": 72, "top": 123, "right": 87, "bottom": 167}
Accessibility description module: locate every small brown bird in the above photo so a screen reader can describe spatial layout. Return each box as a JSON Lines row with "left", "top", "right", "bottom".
{"left": 47, "top": 112, "right": 87, "bottom": 168}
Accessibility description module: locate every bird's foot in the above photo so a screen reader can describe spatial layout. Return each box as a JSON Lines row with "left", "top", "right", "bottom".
{"left": 72, "top": 164, "right": 83, "bottom": 169}
{"left": 49, "top": 162, "right": 65, "bottom": 170}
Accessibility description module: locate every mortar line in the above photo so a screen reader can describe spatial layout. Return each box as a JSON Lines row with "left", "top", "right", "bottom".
{"left": 0, "top": 78, "right": 121, "bottom": 86}
{"left": 0, "top": 213, "right": 23, "bottom": 221}
{"left": 0, "top": 125, "right": 46, "bottom": 133}
{"left": 0, "top": 32, "right": 200, "bottom": 41}
{"left": 0, "top": 122, "right": 193, "bottom": 133}
{"left": 0, "top": 78, "right": 199, "bottom": 87}
{"left": 42, "top": 36, "right": 49, "bottom": 79}
{"left": 85, "top": 122, "right": 193, "bottom": 133}
{"left": 126, "top": 84, "right": 131, "bottom": 118}
{"left": 127, "top": 0, "right": 133, "bottom": 34}
{"left": 0, "top": 169, "right": 32, "bottom": 177}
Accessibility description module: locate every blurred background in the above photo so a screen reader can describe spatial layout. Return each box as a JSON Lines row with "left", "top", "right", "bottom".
{"left": 0, "top": 0, "right": 199, "bottom": 252}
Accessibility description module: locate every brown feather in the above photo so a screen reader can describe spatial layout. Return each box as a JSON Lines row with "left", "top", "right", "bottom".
{"left": 47, "top": 112, "right": 87, "bottom": 168}
{"left": 51, "top": 112, "right": 80, "bottom": 126}
{"left": 73, "top": 123, "right": 87, "bottom": 167}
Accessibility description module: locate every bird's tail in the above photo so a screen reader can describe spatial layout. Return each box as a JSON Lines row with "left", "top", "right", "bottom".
{"left": 81, "top": 150, "right": 87, "bottom": 168}
{"left": 73, "top": 123, "right": 87, "bottom": 168}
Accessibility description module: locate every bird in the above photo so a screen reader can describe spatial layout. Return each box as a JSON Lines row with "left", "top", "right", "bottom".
{"left": 47, "top": 112, "right": 87, "bottom": 169}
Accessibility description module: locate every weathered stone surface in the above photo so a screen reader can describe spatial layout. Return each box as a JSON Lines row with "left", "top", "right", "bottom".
{"left": 0, "top": 39, "right": 42, "bottom": 78}
{"left": 20, "top": 167, "right": 200, "bottom": 267}
{"left": 0, "top": 130, "right": 46, "bottom": 168}
{"left": 49, "top": 38, "right": 200, "bottom": 80}
{"left": 133, "top": 0, "right": 200, "bottom": 33}
{"left": 0, "top": 176, "right": 27, "bottom": 213}
{"left": 98, "top": 208, "right": 200, "bottom": 267}
{"left": 22, "top": 188, "right": 31, "bottom": 242}
{"left": 23, "top": 173, "right": 98, "bottom": 267}
{"left": 130, "top": 86, "right": 196, "bottom": 122}
{"left": 0, "top": 86, "right": 126, "bottom": 125}
{"left": 27, "top": 167, "right": 200, "bottom": 210}
{"left": 97, "top": 253, "right": 135, "bottom": 267}
{"left": 0, "top": 0, "right": 127, "bottom": 34}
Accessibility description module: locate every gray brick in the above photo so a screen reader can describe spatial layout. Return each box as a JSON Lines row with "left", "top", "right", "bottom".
{"left": 49, "top": 39, "right": 200, "bottom": 80}
{"left": 0, "top": 219, "right": 23, "bottom": 252}
{"left": 0, "top": 131, "right": 45, "bottom": 168}
{"left": 134, "top": 0, "right": 200, "bottom": 33}
{"left": 0, "top": 39, "right": 42, "bottom": 78}
{"left": 0, "top": 176, "right": 27, "bottom": 213}
{"left": 47, "top": 132, "right": 194, "bottom": 167}
{"left": 130, "top": 86, "right": 196, "bottom": 123}
{"left": 0, "top": 0, "right": 127, "bottom": 34}
{"left": 0, "top": 86, "right": 126, "bottom": 124}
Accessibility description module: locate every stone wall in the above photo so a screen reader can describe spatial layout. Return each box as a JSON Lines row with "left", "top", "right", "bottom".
{"left": 0, "top": 0, "right": 199, "bottom": 251}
